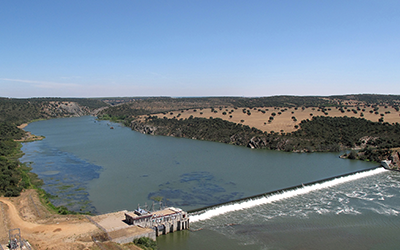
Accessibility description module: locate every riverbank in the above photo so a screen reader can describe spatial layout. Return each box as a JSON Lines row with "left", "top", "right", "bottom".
{"left": 0, "top": 189, "right": 100, "bottom": 249}
{"left": 15, "top": 123, "right": 45, "bottom": 142}
{"left": 0, "top": 189, "right": 148, "bottom": 250}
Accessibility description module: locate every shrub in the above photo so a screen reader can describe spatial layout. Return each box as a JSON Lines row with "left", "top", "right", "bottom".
{"left": 133, "top": 237, "right": 157, "bottom": 250}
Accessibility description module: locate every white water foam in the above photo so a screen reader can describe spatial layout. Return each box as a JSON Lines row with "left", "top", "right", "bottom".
{"left": 190, "top": 168, "right": 387, "bottom": 222}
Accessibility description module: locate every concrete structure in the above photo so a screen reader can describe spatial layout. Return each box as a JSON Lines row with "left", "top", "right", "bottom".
{"left": 125, "top": 207, "right": 189, "bottom": 237}
{"left": 108, "top": 226, "right": 156, "bottom": 243}
{"left": 381, "top": 160, "right": 392, "bottom": 169}
{"left": 89, "top": 206, "right": 189, "bottom": 244}
{"left": 89, "top": 211, "right": 156, "bottom": 243}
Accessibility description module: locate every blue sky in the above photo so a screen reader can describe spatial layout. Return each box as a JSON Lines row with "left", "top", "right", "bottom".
{"left": 1, "top": 0, "right": 399, "bottom": 98}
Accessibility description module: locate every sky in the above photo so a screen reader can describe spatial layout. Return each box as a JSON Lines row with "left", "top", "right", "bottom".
{"left": 1, "top": 0, "right": 399, "bottom": 98}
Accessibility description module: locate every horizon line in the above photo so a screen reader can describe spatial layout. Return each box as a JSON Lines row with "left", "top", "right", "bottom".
{"left": 1, "top": 93, "right": 399, "bottom": 99}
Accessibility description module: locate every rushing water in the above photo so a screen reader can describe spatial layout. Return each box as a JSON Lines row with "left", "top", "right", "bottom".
{"left": 20, "top": 116, "right": 400, "bottom": 249}
{"left": 158, "top": 169, "right": 400, "bottom": 250}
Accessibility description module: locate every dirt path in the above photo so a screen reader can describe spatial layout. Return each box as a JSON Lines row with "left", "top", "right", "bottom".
{"left": 0, "top": 190, "right": 101, "bottom": 250}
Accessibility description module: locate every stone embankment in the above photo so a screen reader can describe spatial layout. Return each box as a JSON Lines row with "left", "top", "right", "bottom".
{"left": 131, "top": 120, "right": 158, "bottom": 135}
{"left": 382, "top": 151, "right": 400, "bottom": 170}
{"left": 43, "top": 101, "right": 91, "bottom": 117}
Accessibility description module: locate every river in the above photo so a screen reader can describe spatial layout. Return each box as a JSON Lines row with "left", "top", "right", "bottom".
{"left": 20, "top": 116, "right": 400, "bottom": 249}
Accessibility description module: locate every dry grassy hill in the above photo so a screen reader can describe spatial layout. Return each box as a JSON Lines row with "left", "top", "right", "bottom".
{"left": 147, "top": 105, "right": 400, "bottom": 133}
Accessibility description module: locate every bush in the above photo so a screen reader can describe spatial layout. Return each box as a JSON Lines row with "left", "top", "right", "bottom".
{"left": 133, "top": 237, "right": 157, "bottom": 250}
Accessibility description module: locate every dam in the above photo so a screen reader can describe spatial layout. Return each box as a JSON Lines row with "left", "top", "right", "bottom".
{"left": 189, "top": 166, "right": 385, "bottom": 222}
{"left": 88, "top": 166, "right": 383, "bottom": 245}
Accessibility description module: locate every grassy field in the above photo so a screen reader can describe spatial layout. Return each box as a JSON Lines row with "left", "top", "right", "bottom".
{"left": 147, "top": 105, "right": 400, "bottom": 133}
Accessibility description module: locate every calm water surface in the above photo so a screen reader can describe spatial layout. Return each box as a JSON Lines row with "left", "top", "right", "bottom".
{"left": 20, "top": 116, "right": 400, "bottom": 249}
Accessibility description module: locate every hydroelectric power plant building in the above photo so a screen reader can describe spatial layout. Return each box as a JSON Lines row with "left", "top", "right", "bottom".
{"left": 125, "top": 206, "right": 189, "bottom": 237}
{"left": 89, "top": 205, "right": 189, "bottom": 244}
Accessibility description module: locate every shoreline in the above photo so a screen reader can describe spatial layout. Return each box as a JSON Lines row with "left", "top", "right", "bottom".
{"left": 0, "top": 189, "right": 101, "bottom": 249}
{"left": 16, "top": 122, "right": 45, "bottom": 142}
{"left": 17, "top": 123, "right": 29, "bottom": 129}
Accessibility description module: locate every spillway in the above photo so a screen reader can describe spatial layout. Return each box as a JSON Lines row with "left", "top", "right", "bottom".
{"left": 190, "top": 167, "right": 386, "bottom": 222}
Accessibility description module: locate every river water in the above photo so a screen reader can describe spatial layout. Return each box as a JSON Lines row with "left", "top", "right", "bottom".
{"left": 20, "top": 116, "right": 400, "bottom": 249}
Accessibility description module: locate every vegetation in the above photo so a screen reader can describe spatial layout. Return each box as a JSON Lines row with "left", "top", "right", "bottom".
{"left": 131, "top": 115, "right": 400, "bottom": 159}
{"left": 99, "top": 95, "right": 339, "bottom": 113}
{"left": 0, "top": 97, "right": 107, "bottom": 125}
{"left": 98, "top": 104, "right": 150, "bottom": 122}
{"left": 139, "top": 115, "right": 263, "bottom": 145}
{"left": 0, "top": 122, "right": 26, "bottom": 196}
{"left": 133, "top": 237, "right": 158, "bottom": 250}
{"left": 342, "top": 148, "right": 393, "bottom": 163}
{"left": 330, "top": 94, "right": 400, "bottom": 106}
{"left": 100, "top": 95, "right": 400, "bottom": 113}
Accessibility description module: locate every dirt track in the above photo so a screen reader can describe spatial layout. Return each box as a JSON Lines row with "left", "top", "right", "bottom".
{"left": 0, "top": 190, "right": 101, "bottom": 250}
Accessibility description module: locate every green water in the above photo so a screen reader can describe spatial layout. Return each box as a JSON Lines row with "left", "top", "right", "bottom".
{"left": 20, "top": 116, "right": 397, "bottom": 249}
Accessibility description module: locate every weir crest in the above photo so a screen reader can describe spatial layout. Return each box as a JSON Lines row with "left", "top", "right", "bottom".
{"left": 189, "top": 167, "right": 387, "bottom": 223}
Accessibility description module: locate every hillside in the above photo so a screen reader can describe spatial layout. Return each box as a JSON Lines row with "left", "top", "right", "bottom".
{"left": 0, "top": 97, "right": 108, "bottom": 125}
{"left": 0, "top": 98, "right": 108, "bottom": 197}
{"left": 99, "top": 94, "right": 400, "bottom": 164}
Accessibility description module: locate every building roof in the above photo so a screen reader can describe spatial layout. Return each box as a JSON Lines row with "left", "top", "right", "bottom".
{"left": 125, "top": 207, "right": 183, "bottom": 219}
